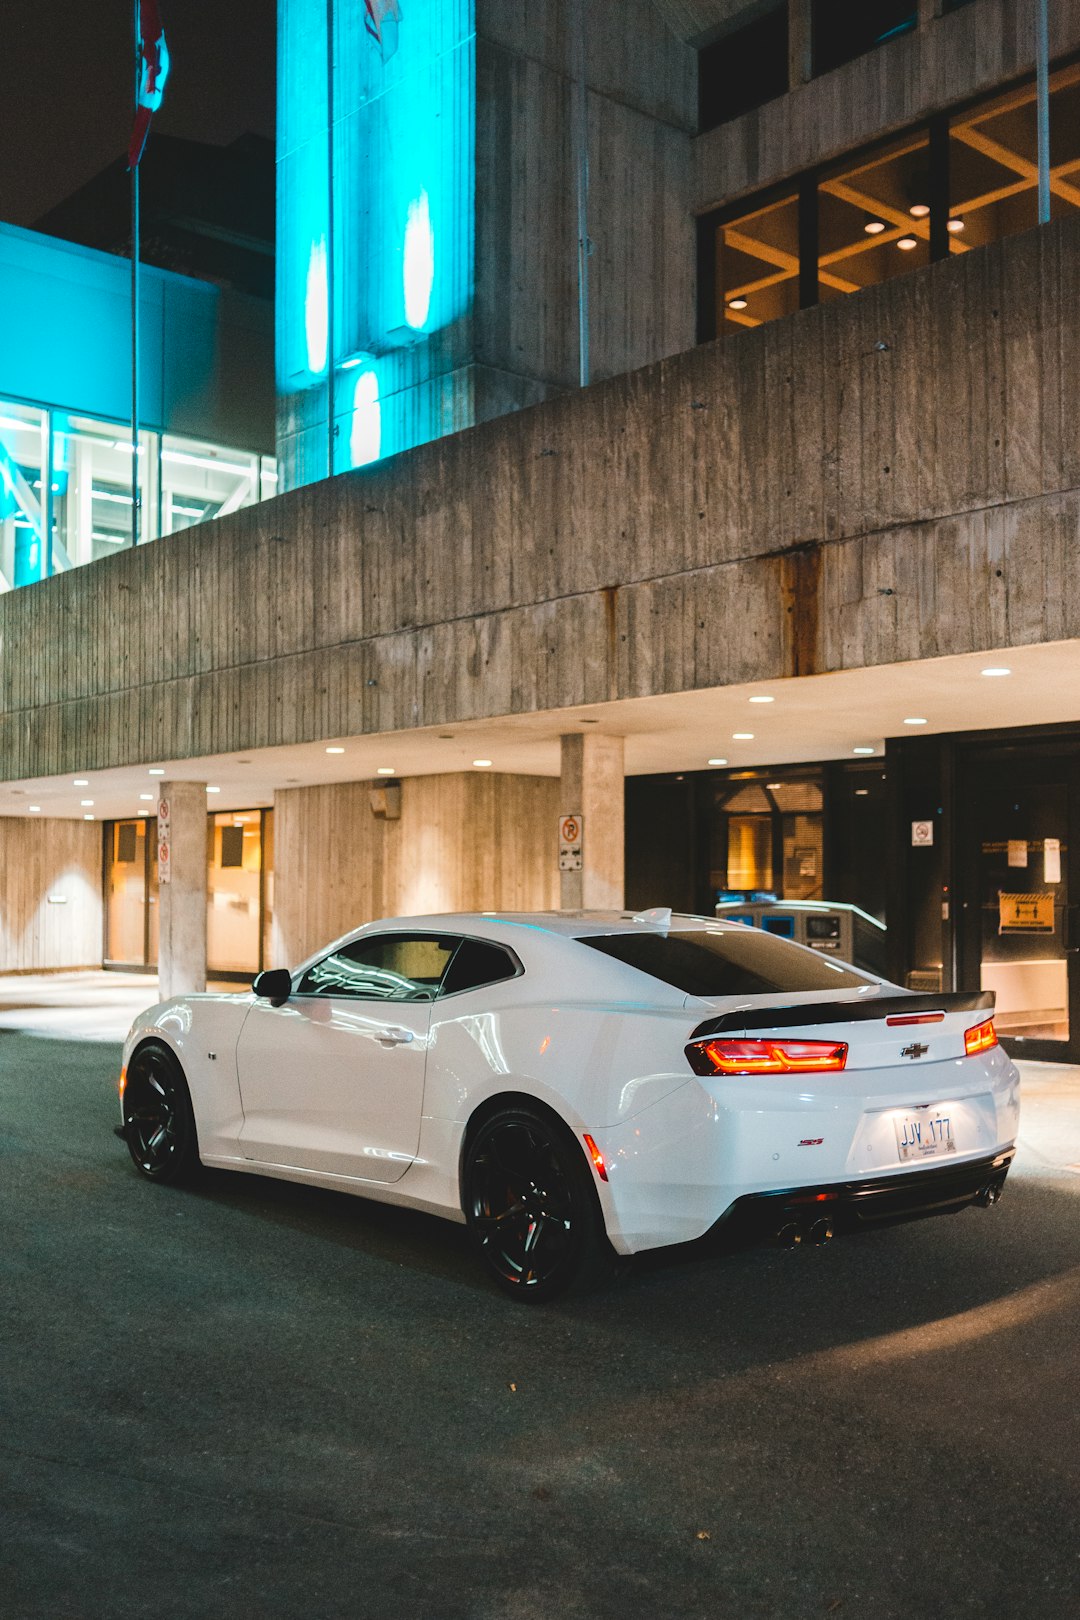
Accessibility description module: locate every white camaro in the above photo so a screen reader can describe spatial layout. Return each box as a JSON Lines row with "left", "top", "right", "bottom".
{"left": 117, "top": 911, "right": 1020, "bottom": 1299}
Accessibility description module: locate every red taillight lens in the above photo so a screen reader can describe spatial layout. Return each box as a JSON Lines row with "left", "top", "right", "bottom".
{"left": 686, "top": 1038, "right": 848, "bottom": 1076}
{"left": 964, "top": 1018, "right": 998, "bottom": 1056}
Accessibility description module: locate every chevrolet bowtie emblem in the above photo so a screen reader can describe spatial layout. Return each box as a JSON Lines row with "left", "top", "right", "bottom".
{"left": 901, "top": 1042, "right": 929, "bottom": 1059}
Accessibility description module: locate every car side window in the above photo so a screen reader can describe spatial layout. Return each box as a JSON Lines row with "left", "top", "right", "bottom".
{"left": 296, "top": 934, "right": 460, "bottom": 1001}
{"left": 439, "top": 938, "right": 520, "bottom": 997}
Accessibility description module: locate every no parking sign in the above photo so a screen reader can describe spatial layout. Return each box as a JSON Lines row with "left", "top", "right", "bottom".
{"left": 558, "top": 813, "right": 583, "bottom": 871}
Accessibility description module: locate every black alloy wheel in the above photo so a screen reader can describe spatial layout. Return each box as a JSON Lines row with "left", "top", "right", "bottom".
{"left": 463, "top": 1106, "right": 612, "bottom": 1300}
{"left": 122, "top": 1044, "right": 199, "bottom": 1184}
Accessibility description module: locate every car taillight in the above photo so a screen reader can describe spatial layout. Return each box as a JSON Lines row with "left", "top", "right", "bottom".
{"left": 685, "top": 1038, "right": 848, "bottom": 1076}
{"left": 964, "top": 1018, "right": 998, "bottom": 1056}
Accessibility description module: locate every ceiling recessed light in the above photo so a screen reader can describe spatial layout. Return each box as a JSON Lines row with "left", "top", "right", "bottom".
{"left": 748, "top": 695, "right": 774, "bottom": 704}
{"left": 947, "top": 217, "right": 965, "bottom": 233}
{"left": 80, "top": 799, "right": 94, "bottom": 807}
{"left": 852, "top": 746, "right": 876, "bottom": 756}
{"left": 29, "top": 805, "right": 40, "bottom": 813}
{"left": 376, "top": 767, "right": 396, "bottom": 776}
{"left": 83, "top": 814, "right": 94, "bottom": 821}
{"left": 473, "top": 759, "right": 493, "bottom": 768}
{"left": 149, "top": 768, "right": 165, "bottom": 776}
{"left": 73, "top": 778, "right": 89, "bottom": 786}
{"left": 897, "top": 236, "right": 918, "bottom": 251}
{"left": 139, "top": 793, "right": 154, "bottom": 801}
{"left": 864, "top": 218, "right": 886, "bottom": 235}
{"left": 727, "top": 297, "right": 748, "bottom": 311}
{"left": 909, "top": 203, "right": 930, "bottom": 218}
{"left": 903, "top": 717, "right": 928, "bottom": 726}
{"left": 981, "top": 666, "right": 1011, "bottom": 677}
{"left": 732, "top": 732, "right": 754, "bottom": 741}
{"left": 207, "top": 786, "right": 221, "bottom": 794}
{"left": 707, "top": 758, "right": 728, "bottom": 766}
{"left": 326, "top": 745, "right": 345, "bottom": 754}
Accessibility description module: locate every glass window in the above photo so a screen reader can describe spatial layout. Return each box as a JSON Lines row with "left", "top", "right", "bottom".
{"left": 580, "top": 929, "right": 872, "bottom": 997}
{"left": 716, "top": 191, "right": 800, "bottom": 330}
{"left": 161, "top": 433, "right": 260, "bottom": 536}
{"left": 699, "top": 5, "right": 788, "bottom": 133}
{"left": 298, "top": 934, "right": 459, "bottom": 1000}
{"left": 947, "top": 65, "right": 1080, "bottom": 255}
{"left": 812, "top": 0, "right": 916, "bottom": 79}
{"left": 52, "top": 415, "right": 157, "bottom": 566}
{"left": 440, "top": 938, "right": 520, "bottom": 997}
{"left": 819, "top": 129, "right": 932, "bottom": 300}
{"left": 0, "top": 401, "right": 49, "bottom": 588}
{"left": 106, "top": 819, "right": 149, "bottom": 964}
{"left": 208, "top": 811, "right": 265, "bottom": 975}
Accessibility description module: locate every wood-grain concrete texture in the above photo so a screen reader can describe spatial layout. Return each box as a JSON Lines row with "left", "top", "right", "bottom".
{"left": 694, "top": 0, "right": 1080, "bottom": 213}
{"left": 272, "top": 773, "right": 559, "bottom": 964}
{"left": 0, "top": 819, "right": 102, "bottom": 971}
{"left": 0, "top": 216, "right": 1076, "bottom": 784}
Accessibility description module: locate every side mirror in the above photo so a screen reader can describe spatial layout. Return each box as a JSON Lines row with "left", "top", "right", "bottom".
{"left": 252, "top": 968, "right": 293, "bottom": 1006}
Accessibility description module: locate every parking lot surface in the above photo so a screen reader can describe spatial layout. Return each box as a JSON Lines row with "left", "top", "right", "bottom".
{"left": 2, "top": 1032, "right": 1079, "bottom": 1619}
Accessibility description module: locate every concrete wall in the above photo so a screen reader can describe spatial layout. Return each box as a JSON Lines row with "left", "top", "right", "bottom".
{"left": 1, "top": 215, "right": 1077, "bottom": 780}
{"left": 271, "top": 772, "right": 560, "bottom": 965}
{"left": 0, "top": 818, "right": 102, "bottom": 971}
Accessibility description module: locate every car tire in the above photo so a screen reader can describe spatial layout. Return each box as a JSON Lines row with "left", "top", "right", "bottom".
{"left": 463, "top": 1105, "right": 614, "bottom": 1301}
{"left": 122, "top": 1042, "right": 200, "bottom": 1184}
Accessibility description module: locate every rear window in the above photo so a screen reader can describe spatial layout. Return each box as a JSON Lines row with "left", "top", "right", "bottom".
{"left": 580, "top": 929, "right": 873, "bottom": 997}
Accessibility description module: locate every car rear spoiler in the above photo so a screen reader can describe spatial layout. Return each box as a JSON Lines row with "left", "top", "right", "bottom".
{"left": 690, "top": 990, "right": 995, "bottom": 1039}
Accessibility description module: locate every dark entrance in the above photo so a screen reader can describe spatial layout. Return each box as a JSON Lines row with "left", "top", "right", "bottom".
{"left": 957, "top": 748, "right": 1080, "bottom": 1064}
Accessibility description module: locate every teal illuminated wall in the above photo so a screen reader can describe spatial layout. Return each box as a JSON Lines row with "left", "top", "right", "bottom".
{"left": 277, "top": 0, "right": 476, "bottom": 487}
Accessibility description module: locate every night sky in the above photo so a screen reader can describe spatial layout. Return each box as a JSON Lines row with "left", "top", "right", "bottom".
{"left": 0, "top": 0, "right": 276, "bottom": 226}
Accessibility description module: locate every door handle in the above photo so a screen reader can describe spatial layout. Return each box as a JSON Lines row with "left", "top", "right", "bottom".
{"left": 376, "top": 1027, "right": 415, "bottom": 1046}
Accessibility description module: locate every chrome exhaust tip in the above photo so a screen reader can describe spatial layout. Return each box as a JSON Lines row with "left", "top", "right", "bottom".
{"left": 975, "top": 1184, "right": 1002, "bottom": 1208}
{"left": 776, "top": 1221, "right": 802, "bottom": 1248}
{"left": 807, "top": 1217, "right": 834, "bottom": 1246}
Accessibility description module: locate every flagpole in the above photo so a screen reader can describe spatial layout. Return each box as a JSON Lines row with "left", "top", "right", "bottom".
{"left": 131, "top": 1, "right": 140, "bottom": 546}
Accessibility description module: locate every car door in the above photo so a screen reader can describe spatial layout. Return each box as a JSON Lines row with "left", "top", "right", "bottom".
{"left": 235, "top": 932, "right": 459, "bottom": 1182}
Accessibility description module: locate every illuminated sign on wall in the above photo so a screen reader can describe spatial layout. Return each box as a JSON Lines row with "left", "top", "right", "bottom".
{"left": 277, "top": 0, "right": 476, "bottom": 486}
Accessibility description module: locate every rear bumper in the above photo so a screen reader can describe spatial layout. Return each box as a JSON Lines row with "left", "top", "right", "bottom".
{"left": 714, "top": 1147, "right": 1016, "bottom": 1241}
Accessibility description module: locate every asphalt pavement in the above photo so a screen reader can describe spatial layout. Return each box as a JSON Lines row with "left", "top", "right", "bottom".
{"left": 2, "top": 1031, "right": 1079, "bottom": 1619}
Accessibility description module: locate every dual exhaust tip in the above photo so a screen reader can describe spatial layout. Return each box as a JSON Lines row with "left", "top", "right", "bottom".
{"left": 776, "top": 1217, "right": 834, "bottom": 1248}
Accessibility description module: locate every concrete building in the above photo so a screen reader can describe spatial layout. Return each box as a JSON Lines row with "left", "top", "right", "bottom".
{"left": 1, "top": 0, "right": 1079, "bottom": 1060}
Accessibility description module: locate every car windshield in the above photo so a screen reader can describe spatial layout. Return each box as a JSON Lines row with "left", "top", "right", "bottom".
{"left": 579, "top": 929, "right": 873, "bottom": 997}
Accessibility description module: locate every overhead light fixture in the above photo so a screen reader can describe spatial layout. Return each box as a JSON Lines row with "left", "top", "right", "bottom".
{"left": 727, "top": 297, "right": 748, "bottom": 311}
{"left": 80, "top": 799, "right": 94, "bottom": 807}
{"left": 139, "top": 793, "right": 154, "bottom": 801}
{"left": 207, "top": 786, "right": 221, "bottom": 794}
{"left": 903, "top": 717, "right": 928, "bottom": 726}
{"left": 897, "top": 236, "right": 918, "bottom": 251}
{"left": 473, "top": 759, "right": 493, "bottom": 768}
{"left": 28, "top": 805, "right": 41, "bottom": 813}
{"left": 864, "top": 218, "right": 886, "bottom": 235}
{"left": 981, "top": 666, "right": 1011, "bottom": 677}
{"left": 947, "top": 217, "right": 966, "bottom": 234}
{"left": 855, "top": 789, "right": 869, "bottom": 797}
{"left": 852, "top": 746, "right": 876, "bottom": 756}
{"left": 707, "top": 758, "right": 728, "bottom": 766}
{"left": 84, "top": 814, "right": 94, "bottom": 821}
{"left": 326, "top": 745, "right": 345, "bottom": 754}
{"left": 909, "top": 203, "right": 930, "bottom": 218}
{"left": 161, "top": 450, "right": 253, "bottom": 477}
{"left": 748, "top": 695, "right": 774, "bottom": 704}
{"left": 766, "top": 782, "right": 782, "bottom": 791}
{"left": 73, "top": 778, "right": 89, "bottom": 786}
{"left": 376, "top": 767, "right": 396, "bottom": 776}
{"left": 732, "top": 732, "right": 754, "bottom": 741}
{"left": 149, "top": 768, "right": 165, "bottom": 776}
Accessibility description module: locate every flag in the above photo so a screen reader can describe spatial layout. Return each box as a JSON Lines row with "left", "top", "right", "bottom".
{"left": 364, "top": 0, "right": 402, "bottom": 62}
{"left": 128, "top": 0, "right": 170, "bottom": 169}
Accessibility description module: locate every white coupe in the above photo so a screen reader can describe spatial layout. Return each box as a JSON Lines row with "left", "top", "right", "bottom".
{"left": 117, "top": 911, "right": 1019, "bottom": 1299}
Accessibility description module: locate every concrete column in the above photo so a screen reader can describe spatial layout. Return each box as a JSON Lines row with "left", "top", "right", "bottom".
{"left": 559, "top": 733, "right": 625, "bottom": 911}
{"left": 788, "top": 0, "right": 812, "bottom": 89}
{"left": 157, "top": 780, "right": 207, "bottom": 998}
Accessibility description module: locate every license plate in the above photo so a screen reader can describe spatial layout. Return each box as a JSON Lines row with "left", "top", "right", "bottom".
{"left": 894, "top": 1110, "right": 955, "bottom": 1162}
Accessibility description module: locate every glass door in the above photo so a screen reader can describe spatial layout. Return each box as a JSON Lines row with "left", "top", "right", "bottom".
{"left": 961, "top": 757, "right": 1080, "bottom": 1062}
